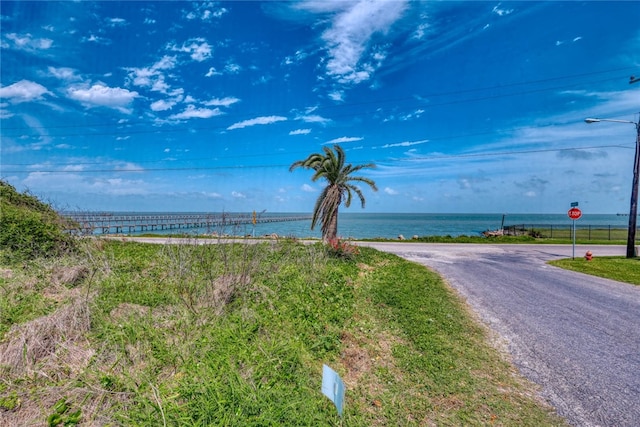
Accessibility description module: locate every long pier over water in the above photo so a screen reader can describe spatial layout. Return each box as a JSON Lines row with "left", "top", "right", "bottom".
{"left": 62, "top": 212, "right": 312, "bottom": 235}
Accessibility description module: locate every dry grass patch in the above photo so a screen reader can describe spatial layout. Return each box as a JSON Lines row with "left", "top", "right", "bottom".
{"left": 0, "top": 296, "right": 92, "bottom": 378}
{"left": 51, "top": 265, "right": 90, "bottom": 287}
{"left": 201, "top": 273, "right": 251, "bottom": 315}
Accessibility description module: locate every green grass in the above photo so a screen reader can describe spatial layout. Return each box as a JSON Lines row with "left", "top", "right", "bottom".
{"left": 549, "top": 256, "right": 640, "bottom": 285}
{"left": 0, "top": 239, "right": 565, "bottom": 426}
{"left": 361, "top": 234, "right": 628, "bottom": 245}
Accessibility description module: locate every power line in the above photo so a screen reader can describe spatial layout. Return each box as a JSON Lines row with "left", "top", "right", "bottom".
{"left": 2, "top": 144, "right": 632, "bottom": 174}
{"left": 387, "top": 144, "right": 633, "bottom": 162}
{"left": 1, "top": 118, "right": 631, "bottom": 167}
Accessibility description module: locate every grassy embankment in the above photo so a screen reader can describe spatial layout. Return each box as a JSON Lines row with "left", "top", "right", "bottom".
{"left": 1, "top": 239, "right": 570, "bottom": 426}
{"left": 549, "top": 257, "right": 640, "bottom": 285}
{"left": 0, "top": 181, "right": 566, "bottom": 426}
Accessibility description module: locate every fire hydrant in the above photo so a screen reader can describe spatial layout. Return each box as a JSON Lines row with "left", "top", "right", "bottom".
{"left": 584, "top": 250, "right": 593, "bottom": 261}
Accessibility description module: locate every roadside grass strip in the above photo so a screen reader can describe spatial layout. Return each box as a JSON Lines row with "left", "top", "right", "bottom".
{"left": 0, "top": 240, "right": 566, "bottom": 426}
{"left": 549, "top": 256, "right": 640, "bottom": 285}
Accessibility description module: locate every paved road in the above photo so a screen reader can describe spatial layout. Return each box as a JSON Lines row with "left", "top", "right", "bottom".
{"left": 360, "top": 243, "right": 640, "bottom": 427}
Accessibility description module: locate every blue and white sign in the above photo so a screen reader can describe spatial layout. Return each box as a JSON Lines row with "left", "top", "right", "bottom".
{"left": 321, "top": 364, "right": 345, "bottom": 416}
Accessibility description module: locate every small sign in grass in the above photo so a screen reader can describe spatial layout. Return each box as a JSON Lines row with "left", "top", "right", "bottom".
{"left": 321, "top": 364, "right": 345, "bottom": 416}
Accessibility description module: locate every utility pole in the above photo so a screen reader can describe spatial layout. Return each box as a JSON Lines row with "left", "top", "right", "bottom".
{"left": 585, "top": 75, "right": 639, "bottom": 257}
{"left": 627, "top": 112, "right": 640, "bottom": 257}
{"left": 628, "top": 76, "right": 640, "bottom": 258}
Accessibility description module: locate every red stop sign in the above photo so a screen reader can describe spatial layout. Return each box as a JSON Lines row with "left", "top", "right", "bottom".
{"left": 568, "top": 207, "right": 582, "bottom": 220}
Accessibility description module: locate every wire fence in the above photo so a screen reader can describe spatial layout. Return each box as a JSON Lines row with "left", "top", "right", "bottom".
{"left": 503, "top": 224, "right": 635, "bottom": 240}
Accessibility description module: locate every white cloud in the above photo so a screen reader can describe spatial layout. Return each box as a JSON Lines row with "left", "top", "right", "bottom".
{"left": 381, "top": 139, "right": 428, "bottom": 149}
{"left": 82, "top": 34, "right": 111, "bottom": 45}
{"left": 154, "top": 55, "right": 177, "bottom": 70}
{"left": 150, "top": 99, "right": 177, "bottom": 111}
{"left": 168, "top": 38, "right": 212, "bottom": 62}
{"left": 126, "top": 55, "right": 177, "bottom": 93}
{"left": 205, "top": 67, "right": 220, "bottom": 77}
{"left": 227, "top": 115, "right": 287, "bottom": 130}
{"left": 295, "top": 2, "right": 351, "bottom": 13}
{"left": 328, "top": 90, "right": 344, "bottom": 102}
{"left": 185, "top": 3, "right": 228, "bottom": 21}
{"left": 22, "top": 172, "right": 150, "bottom": 196}
{"left": 0, "top": 80, "right": 52, "bottom": 103}
{"left": 203, "top": 191, "right": 223, "bottom": 199}
{"left": 317, "top": 0, "right": 408, "bottom": 84}
{"left": 400, "top": 109, "right": 425, "bottom": 121}
{"left": 114, "top": 162, "right": 144, "bottom": 172}
{"left": 295, "top": 114, "right": 331, "bottom": 124}
{"left": 289, "top": 128, "right": 311, "bottom": 135}
{"left": 4, "top": 32, "right": 53, "bottom": 50}
{"left": 108, "top": 17, "right": 128, "bottom": 27}
{"left": 225, "top": 63, "right": 241, "bottom": 74}
{"left": 231, "top": 191, "right": 246, "bottom": 199}
{"left": 203, "top": 96, "right": 240, "bottom": 107}
{"left": 557, "top": 36, "right": 583, "bottom": 47}
{"left": 492, "top": 4, "right": 514, "bottom": 16}
{"left": 301, "top": 184, "right": 315, "bottom": 192}
{"left": 67, "top": 84, "right": 138, "bottom": 112}
{"left": 48, "top": 66, "right": 81, "bottom": 81}
{"left": 169, "top": 105, "right": 223, "bottom": 119}
{"left": 413, "top": 22, "right": 430, "bottom": 40}
{"left": 284, "top": 49, "right": 309, "bottom": 65}
{"left": 384, "top": 187, "right": 398, "bottom": 195}
{"left": 324, "top": 136, "right": 363, "bottom": 145}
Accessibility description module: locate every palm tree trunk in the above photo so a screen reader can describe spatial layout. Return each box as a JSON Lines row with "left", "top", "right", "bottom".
{"left": 325, "top": 209, "right": 338, "bottom": 241}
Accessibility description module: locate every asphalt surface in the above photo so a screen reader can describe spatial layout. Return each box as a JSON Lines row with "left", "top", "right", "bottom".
{"left": 360, "top": 243, "right": 640, "bottom": 427}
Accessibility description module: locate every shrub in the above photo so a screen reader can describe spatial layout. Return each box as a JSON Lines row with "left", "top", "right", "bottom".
{"left": 325, "top": 237, "right": 360, "bottom": 259}
{"left": 0, "top": 180, "right": 76, "bottom": 262}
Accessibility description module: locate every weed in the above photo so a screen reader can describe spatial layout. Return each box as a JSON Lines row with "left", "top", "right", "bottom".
{"left": 326, "top": 237, "right": 360, "bottom": 259}
{"left": 0, "top": 391, "right": 20, "bottom": 411}
{"left": 46, "top": 398, "right": 82, "bottom": 426}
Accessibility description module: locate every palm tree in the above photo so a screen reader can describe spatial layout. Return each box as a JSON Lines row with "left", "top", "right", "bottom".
{"left": 289, "top": 145, "right": 377, "bottom": 241}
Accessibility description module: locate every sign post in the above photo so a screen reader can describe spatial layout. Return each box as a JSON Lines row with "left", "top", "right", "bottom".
{"left": 252, "top": 210, "right": 257, "bottom": 237}
{"left": 567, "top": 204, "right": 582, "bottom": 259}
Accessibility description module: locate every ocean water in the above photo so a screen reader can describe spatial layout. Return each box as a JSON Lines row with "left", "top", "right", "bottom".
{"left": 123, "top": 212, "right": 631, "bottom": 240}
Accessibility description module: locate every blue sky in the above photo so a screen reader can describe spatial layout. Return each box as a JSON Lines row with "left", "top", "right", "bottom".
{"left": 1, "top": 1, "right": 639, "bottom": 214}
